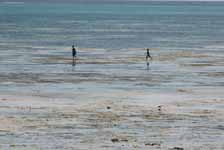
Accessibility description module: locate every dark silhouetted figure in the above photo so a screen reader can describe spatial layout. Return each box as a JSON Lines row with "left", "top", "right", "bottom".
{"left": 72, "top": 45, "right": 76, "bottom": 66}
{"left": 146, "top": 48, "right": 152, "bottom": 67}
{"left": 146, "top": 48, "right": 152, "bottom": 60}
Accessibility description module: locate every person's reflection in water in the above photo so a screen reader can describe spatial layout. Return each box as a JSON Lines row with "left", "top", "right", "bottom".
{"left": 147, "top": 62, "right": 150, "bottom": 70}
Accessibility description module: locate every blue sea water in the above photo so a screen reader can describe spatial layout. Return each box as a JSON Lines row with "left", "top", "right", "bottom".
{"left": 0, "top": 1, "right": 224, "bottom": 97}
{"left": 1, "top": 1, "right": 224, "bottom": 49}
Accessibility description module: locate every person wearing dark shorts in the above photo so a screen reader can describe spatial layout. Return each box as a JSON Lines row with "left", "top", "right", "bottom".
{"left": 72, "top": 45, "right": 76, "bottom": 66}
{"left": 146, "top": 48, "right": 152, "bottom": 60}
{"left": 146, "top": 48, "right": 152, "bottom": 67}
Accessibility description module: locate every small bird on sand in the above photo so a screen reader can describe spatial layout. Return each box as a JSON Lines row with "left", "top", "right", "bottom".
{"left": 158, "top": 105, "right": 162, "bottom": 111}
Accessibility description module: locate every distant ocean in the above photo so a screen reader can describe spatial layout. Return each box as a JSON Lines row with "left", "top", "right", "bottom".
{"left": 1, "top": 1, "right": 224, "bottom": 49}
{"left": 0, "top": 1, "right": 224, "bottom": 96}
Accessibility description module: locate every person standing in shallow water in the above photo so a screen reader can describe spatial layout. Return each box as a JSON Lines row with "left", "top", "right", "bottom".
{"left": 146, "top": 48, "right": 152, "bottom": 67}
{"left": 146, "top": 48, "right": 152, "bottom": 61}
{"left": 72, "top": 45, "right": 77, "bottom": 66}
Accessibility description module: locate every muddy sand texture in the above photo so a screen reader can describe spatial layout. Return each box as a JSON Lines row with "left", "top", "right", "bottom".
{"left": 0, "top": 97, "right": 224, "bottom": 150}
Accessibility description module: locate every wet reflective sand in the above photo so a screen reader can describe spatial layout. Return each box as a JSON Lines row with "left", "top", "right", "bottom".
{"left": 0, "top": 46, "right": 224, "bottom": 149}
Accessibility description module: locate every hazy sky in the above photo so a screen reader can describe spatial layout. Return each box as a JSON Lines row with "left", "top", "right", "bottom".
{"left": 0, "top": 0, "right": 224, "bottom": 3}
{"left": 0, "top": 0, "right": 224, "bottom": 2}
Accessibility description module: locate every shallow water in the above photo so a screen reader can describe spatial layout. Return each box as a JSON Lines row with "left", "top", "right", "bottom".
{"left": 1, "top": 2, "right": 224, "bottom": 149}
{"left": 1, "top": 2, "right": 224, "bottom": 95}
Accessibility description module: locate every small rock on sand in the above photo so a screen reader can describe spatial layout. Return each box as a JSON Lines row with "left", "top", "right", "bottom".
{"left": 111, "top": 138, "right": 119, "bottom": 143}
{"left": 145, "top": 143, "right": 160, "bottom": 146}
{"left": 120, "top": 139, "right": 128, "bottom": 142}
{"left": 171, "top": 147, "right": 184, "bottom": 150}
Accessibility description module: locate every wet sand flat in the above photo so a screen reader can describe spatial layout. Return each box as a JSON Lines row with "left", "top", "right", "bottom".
{"left": 0, "top": 47, "right": 224, "bottom": 149}
{"left": 0, "top": 88, "right": 224, "bottom": 150}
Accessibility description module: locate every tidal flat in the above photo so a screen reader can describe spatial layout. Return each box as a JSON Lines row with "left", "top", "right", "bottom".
{"left": 0, "top": 46, "right": 224, "bottom": 149}
{"left": 0, "top": 90, "right": 224, "bottom": 150}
